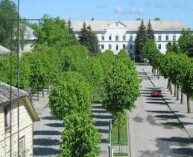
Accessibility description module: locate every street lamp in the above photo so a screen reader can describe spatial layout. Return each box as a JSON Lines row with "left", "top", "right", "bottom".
{"left": 109, "top": 120, "right": 113, "bottom": 157}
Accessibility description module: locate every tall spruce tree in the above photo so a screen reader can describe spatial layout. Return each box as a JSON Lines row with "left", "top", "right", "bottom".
{"left": 147, "top": 20, "right": 155, "bottom": 40}
{"left": 79, "top": 22, "right": 100, "bottom": 56}
{"left": 134, "top": 20, "right": 147, "bottom": 61}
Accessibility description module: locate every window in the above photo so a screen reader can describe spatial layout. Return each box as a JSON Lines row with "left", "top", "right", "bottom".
{"left": 130, "top": 44, "right": 133, "bottom": 50}
{"left": 123, "top": 36, "right": 126, "bottom": 41}
{"left": 173, "top": 35, "right": 176, "bottom": 41}
{"left": 101, "top": 44, "right": 104, "bottom": 49}
{"left": 4, "top": 106, "right": 11, "bottom": 130}
{"left": 158, "top": 44, "right": 161, "bottom": 50}
{"left": 101, "top": 35, "right": 104, "bottom": 41}
{"left": 108, "top": 44, "right": 112, "bottom": 50}
{"left": 116, "top": 44, "right": 119, "bottom": 51}
{"left": 116, "top": 35, "right": 119, "bottom": 41}
{"left": 123, "top": 44, "right": 126, "bottom": 49}
{"left": 109, "top": 36, "right": 112, "bottom": 41}
{"left": 166, "top": 35, "right": 169, "bottom": 41}
{"left": 158, "top": 35, "right": 162, "bottom": 41}
{"left": 130, "top": 35, "right": 133, "bottom": 41}
{"left": 19, "top": 136, "right": 25, "bottom": 157}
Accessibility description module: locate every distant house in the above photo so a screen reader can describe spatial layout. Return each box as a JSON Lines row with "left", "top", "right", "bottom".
{"left": 0, "top": 45, "right": 11, "bottom": 55}
{"left": 21, "top": 26, "right": 37, "bottom": 53}
{"left": 0, "top": 82, "right": 39, "bottom": 157}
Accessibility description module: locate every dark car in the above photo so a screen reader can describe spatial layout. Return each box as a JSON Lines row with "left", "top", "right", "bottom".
{"left": 151, "top": 88, "right": 162, "bottom": 97}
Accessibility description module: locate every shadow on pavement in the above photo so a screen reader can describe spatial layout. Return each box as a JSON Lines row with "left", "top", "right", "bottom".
{"left": 146, "top": 101, "right": 168, "bottom": 105}
{"left": 98, "top": 128, "right": 109, "bottom": 134}
{"left": 94, "top": 121, "right": 110, "bottom": 127}
{"left": 34, "top": 147, "right": 60, "bottom": 156}
{"left": 46, "top": 123, "right": 64, "bottom": 128}
{"left": 172, "top": 148, "right": 193, "bottom": 156}
{"left": 92, "top": 114, "right": 113, "bottom": 119}
{"left": 146, "top": 110, "right": 178, "bottom": 114}
{"left": 41, "top": 116, "right": 55, "bottom": 120}
{"left": 34, "top": 130, "right": 61, "bottom": 136}
{"left": 156, "top": 114, "right": 185, "bottom": 119}
{"left": 101, "top": 138, "right": 109, "bottom": 144}
{"left": 161, "top": 122, "right": 183, "bottom": 129}
{"left": 34, "top": 138, "right": 60, "bottom": 146}
{"left": 133, "top": 116, "right": 143, "bottom": 122}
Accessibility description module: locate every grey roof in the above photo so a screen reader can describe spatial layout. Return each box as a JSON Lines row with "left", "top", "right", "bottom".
{"left": 24, "top": 26, "right": 37, "bottom": 40}
{"left": 71, "top": 20, "right": 186, "bottom": 32}
{"left": 0, "top": 82, "right": 27, "bottom": 105}
{"left": 0, "top": 45, "right": 11, "bottom": 55}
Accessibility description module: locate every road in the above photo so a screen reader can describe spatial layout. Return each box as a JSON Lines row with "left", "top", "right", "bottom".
{"left": 129, "top": 65, "right": 193, "bottom": 157}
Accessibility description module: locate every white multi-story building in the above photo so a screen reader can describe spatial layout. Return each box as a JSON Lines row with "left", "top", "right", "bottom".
{"left": 71, "top": 20, "right": 186, "bottom": 55}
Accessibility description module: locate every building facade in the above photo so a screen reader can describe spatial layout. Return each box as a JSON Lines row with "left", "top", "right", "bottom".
{"left": 0, "top": 82, "right": 39, "bottom": 157}
{"left": 71, "top": 20, "right": 186, "bottom": 55}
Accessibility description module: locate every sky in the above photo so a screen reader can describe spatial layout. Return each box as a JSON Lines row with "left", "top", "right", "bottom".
{"left": 13, "top": 0, "right": 193, "bottom": 28}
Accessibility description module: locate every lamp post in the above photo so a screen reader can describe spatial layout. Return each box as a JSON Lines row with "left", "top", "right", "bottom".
{"left": 109, "top": 120, "right": 113, "bottom": 157}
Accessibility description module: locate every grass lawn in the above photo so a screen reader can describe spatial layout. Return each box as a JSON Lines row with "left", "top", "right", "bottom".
{"left": 110, "top": 114, "right": 128, "bottom": 146}
{"left": 114, "top": 152, "right": 128, "bottom": 156}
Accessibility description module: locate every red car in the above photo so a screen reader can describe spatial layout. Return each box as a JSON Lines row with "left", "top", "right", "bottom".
{"left": 151, "top": 88, "right": 162, "bottom": 97}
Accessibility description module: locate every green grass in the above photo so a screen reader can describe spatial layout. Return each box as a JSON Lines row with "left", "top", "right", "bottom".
{"left": 110, "top": 114, "right": 128, "bottom": 146}
{"left": 114, "top": 152, "right": 128, "bottom": 156}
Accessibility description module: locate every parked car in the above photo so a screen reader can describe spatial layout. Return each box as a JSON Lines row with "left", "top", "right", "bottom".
{"left": 151, "top": 88, "right": 162, "bottom": 97}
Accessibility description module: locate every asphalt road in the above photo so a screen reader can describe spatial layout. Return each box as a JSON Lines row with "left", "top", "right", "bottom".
{"left": 129, "top": 65, "right": 193, "bottom": 157}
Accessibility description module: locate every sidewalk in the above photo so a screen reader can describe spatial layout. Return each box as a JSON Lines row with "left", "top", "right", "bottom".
{"left": 143, "top": 66, "right": 193, "bottom": 138}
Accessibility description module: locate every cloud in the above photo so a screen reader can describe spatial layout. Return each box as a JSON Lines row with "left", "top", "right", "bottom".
{"left": 114, "top": 6, "right": 123, "bottom": 14}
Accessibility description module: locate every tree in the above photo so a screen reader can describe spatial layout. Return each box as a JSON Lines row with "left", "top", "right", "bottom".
{"left": 79, "top": 22, "right": 100, "bottom": 56}
{"left": 166, "top": 42, "right": 180, "bottom": 54}
{"left": 34, "top": 15, "right": 78, "bottom": 47}
{"left": 146, "top": 20, "right": 155, "bottom": 40}
{"left": 60, "top": 113, "right": 101, "bottom": 157}
{"left": 102, "top": 56, "right": 140, "bottom": 144}
{"left": 178, "top": 28, "right": 193, "bottom": 57}
{"left": 134, "top": 20, "right": 147, "bottom": 62}
{"left": 154, "top": 17, "right": 161, "bottom": 21}
{"left": 0, "top": 0, "right": 18, "bottom": 48}
{"left": 49, "top": 72, "right": 92, "bottom": 120}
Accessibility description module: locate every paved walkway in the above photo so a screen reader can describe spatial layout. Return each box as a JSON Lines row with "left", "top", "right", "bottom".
{"left": 129, "top": 65, "right": 193, "bottom": 157}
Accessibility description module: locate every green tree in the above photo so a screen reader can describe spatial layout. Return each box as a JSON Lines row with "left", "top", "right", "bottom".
{"left": 49, "top": 72, "right": 92, "bottom": 120}
{"left": 61, "top": 113, "right": 101, "bottom": 157}
{"left": 178, "top": 28, "right": 193, "bottom": 57}
{"left": 34, "top": 15, "right": 78, "bottom": 47}
{"left": 134, "top": 20, "right": 147, "bottom": 61}
{"left": 166, "top": 42, "right": 180, "bottom": 54}
{"left": 0, "top": 0, "right": 18, "bottom": 48}
{"left": 146, "top": 20, "right": 155, "bottom": 40}
{"left": 79, "top": 22, "right": 100, "bottom": 56}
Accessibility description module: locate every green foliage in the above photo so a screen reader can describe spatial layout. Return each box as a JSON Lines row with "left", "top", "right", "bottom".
{"left": 34, "top": 15, "right": 78, "bottom": 47}
{"left": 135, "top": 20, "right": 147, "bottom": 61}
{"left": 102, "top": 57, "right": 140, "bottom": 117}
{"left": 60, "top": 113, "right": 101, "bottom": 157}
{"left": 0, "top": 0, "right": 18, "bottom": 47}
{"left": 178, "top": 28, "right": 193, "bottom": 57}
{"left": 49, "top": 72, "right": 92, "bottom": 120}
{"left": 79, "top": 22, "right": 100, "bottom": 56}
{"left": 146, "top": 20, "right": 155, "bottom": 40}
{"left": 166, "top": 42, "right": 181, "bottom": 54}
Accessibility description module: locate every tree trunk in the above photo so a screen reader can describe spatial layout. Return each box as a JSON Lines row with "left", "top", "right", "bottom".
{"left": 168, "top": 80, "right": 172, "bottom": 94}
{"left": 157, "top": 69, "right": 160, "bottom": 79}
{"left": 181, "top": 91, "right": 183, "bottom": 104}
{"left": 187, "top": 94, "right": 190, "bottom": 113}
{"left": 42, "top": 87, "right": 45, "bottom": 98}
{"left": 37, "top": 87, "right": 39, "bottom": 101}
{"left": 167, "top": 79, "right": 169, "bottom": 89}
{"left": 174, "top": 85, "right": 176, "bottom": 97}
{"left": 118, "top": 121, "right": 121, "bottom": 153}
{"left": 177, "top": 85, "right": 179, "bottom": 100}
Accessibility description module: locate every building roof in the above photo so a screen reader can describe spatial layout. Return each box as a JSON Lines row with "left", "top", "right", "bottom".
{"left": 0, "top": 82, "right": 39, "bottom": 121}
{"left": 24, "top": 26, "right": 37, "bottom": 40}
{"left": 0, "top": 45, "right": 11, "bottom": 55}
{"left": 71, "top": 20, "right": 186, "bottom": 32}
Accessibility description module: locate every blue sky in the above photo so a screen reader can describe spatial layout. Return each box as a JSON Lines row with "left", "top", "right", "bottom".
{"left": 13, "top": 0, "right": 193, "bottom": 28}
